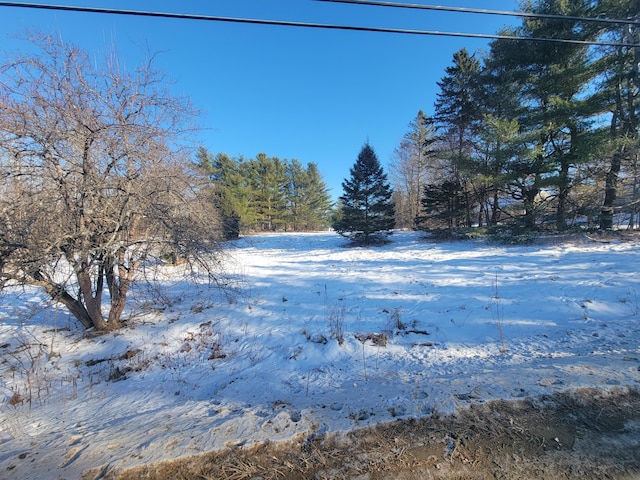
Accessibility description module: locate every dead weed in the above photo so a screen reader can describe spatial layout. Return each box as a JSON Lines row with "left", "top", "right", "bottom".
{"left": 105, "top": 387, "right": 640, "bottom": 480}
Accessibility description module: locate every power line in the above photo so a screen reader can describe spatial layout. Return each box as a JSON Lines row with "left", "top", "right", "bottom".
{"left": 316, "top": 0, "right": 640, "bottom": 27}
{"left": 0, "top": 1, "right": 637, "bottom": 48}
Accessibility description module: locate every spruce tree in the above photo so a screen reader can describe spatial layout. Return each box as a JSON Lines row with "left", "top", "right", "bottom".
{"left": 333, "top": 143, "right": 395, "bottom": 245}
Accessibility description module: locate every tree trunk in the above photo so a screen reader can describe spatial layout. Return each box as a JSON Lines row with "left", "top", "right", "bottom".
{"left": 601, "top": 152, "right": 622, "bottom": 230}
{"left": 104, "top": 250, "right": 131, "bottom": 329}
{"left": 523, "top": 188, "right": 540, "bottom": 230}
{"left": 76, "top": 268, "right": 105, "bottom": 326}
{"left": 33, "top": 271, "right": 94, "bottom": 329}
{"left": 601, "top": 45, "right": 636, "bottom": 230}
{"left": 556, "top": 159, "right": 570, "bottom": 231}
{"left": 630, "top": 153, "right": 639, "bottom": 229}
{"left": 491, "top": 190, "right": 500, "bottom": 225}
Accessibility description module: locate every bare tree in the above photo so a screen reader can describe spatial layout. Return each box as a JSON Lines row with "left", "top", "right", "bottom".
{"left": 0, "top": 33, "right": 222, "bottom": 331}
{"left": 389, "top": 110, "right": 437, "bottom": 229}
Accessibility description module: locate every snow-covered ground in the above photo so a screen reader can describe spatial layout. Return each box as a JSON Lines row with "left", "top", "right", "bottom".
{"left": 1, "top": 231, "right": 639, "bottom": 479}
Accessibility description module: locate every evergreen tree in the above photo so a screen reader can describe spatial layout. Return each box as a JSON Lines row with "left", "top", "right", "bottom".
{"left": 417, "top": 180, "right": 469, "bottom": 235}
{"left": 301, "top": 162, "right": 334, "bottom": 230}
{"left": 434, "top": 48, "right": 483, "bottom": 227}
{"left": 474, "top": 114, "right": 522, "bottom": 226}
{"left": 474, "top": 41, "right": 526, "bottom": 227}
{"left": 333, "top": 143, "right": 395, "bottom": 245}
{"left": 483, "top": 36, "right": 557, "bottom": 230}
{"left": 517, "top": 0, "right": 600, "bottom": 230}
{"left": 233, "top": 156, "right": 261, "bottom": 231}
{"left": 479, "top": 0, "right": 601, "bottom": 231}
{"left": 286, "top": 159, "right": 333, "bottom": 231}
{"left": 196, "top": 149, "right": 333, "bottom": 233}
{"left": 285, "top": 159, "right": 308, "bottom": 231}
{"left": 250, "top": 154, "right": 288, "bottom": 231}
{"left": 195, "top": 148, "right": 240, "bottom": 240}
{"left": 595, "top": 0, "right": 640, "bottom": 229}
{"left": 434, "top": 48, "right": 483, "bottom": 162}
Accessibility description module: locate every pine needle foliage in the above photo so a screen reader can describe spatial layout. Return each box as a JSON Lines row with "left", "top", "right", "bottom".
{"left": 334, "top": 143, "right": 395, "bottom": 245}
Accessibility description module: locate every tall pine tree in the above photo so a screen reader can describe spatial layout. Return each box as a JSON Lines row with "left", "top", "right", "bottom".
{"left": 300, "top": 162, "right": 334, "bottom": 230}
{"left": 516, "top": 0, "right": 599, "bottom": 230}
{"left": 195, "top": 148, "right": 241, "bottom": 239}
{"left": 434, "top": 48, "right": 483, "bottom": 228}
{"left": 596, "top": 0, "right": 640, "bottom": 229}
{"left": 286, "top": 160, "right": 333, "bottom": 231}
{"left": 333, "top": 143, "right": 395, "bottom": 245}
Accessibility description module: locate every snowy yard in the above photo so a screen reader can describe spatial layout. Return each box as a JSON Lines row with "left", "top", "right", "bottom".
{"left": 1, "top": 231, "right": 639, "bottom": 479}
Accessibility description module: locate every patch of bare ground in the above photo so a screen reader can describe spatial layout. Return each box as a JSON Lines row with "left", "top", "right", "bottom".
{"left": 101, "top": 387, "right": 640, "bottom": 480}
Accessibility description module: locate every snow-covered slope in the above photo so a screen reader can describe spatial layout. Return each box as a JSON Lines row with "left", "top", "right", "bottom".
{"left": 1, "top": 231, "right": 639, "bottom": 479}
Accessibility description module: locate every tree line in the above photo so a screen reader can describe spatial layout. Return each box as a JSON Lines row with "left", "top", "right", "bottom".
{"left": 391, "top": 0, "right": 640, "bottom": 234}
{"left": 196, "top": 148, "right": 333, "bottom": 238}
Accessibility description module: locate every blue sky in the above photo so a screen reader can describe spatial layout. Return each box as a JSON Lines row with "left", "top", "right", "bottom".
{"left": 0, "top": 0, "right": 520, "bottom": 199}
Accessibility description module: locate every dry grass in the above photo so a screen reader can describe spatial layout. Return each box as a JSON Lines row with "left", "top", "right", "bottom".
{"left": 104, "top": 387, "right": 640, "bottom": 480}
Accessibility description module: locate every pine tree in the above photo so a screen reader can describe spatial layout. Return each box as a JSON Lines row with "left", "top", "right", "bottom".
{"left": 518, "top": 0, "right": 598, "bottom": 230}
{"left": 285, "top": 159, "right": 332, "bottom": 231}
{"left": 293, "top": 162, "right": 333, "bottom": 231}
{"left": 195, "top": 148, "right": 240, "bottom": 240}
{"left": 434, "top": 48, "right": 483, "bottom": 228}
{"left": 417, "top": 180, "right": 468, "bottom": 235}
{"left": 250, "top": 154, "right": 288, "bottom": 231}
{"left": 333, "top": 143, "right": 395, "bottom": 245}
{"left": 434, "top": 48, "right": 483, "bottom": 173}
{"left": 483, "top": 0, "right": 602, "bottom": 231}
{"left": 285, "top": 159, "right": 307, "bottom": 231}
{"left": 595, "top": 0, "right": 640, "bottom": 229}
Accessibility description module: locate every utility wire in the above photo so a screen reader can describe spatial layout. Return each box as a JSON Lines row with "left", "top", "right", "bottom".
{"left": 316, "top": 0, "right": 640, "bottom": 27}
{"left": 0, "top": 1, "right": 637, "bottom": 48}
